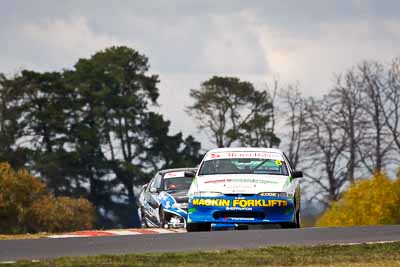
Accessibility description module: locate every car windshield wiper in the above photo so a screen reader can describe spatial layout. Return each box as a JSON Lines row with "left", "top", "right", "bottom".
{"left": 165, "top": 189, "right": 188, "bottom": 193}
{"left": 199, "top": 172, "right": 239, "bottom": 175}
{"left": 251, "top": 159, "right": 270, "bottom": 172}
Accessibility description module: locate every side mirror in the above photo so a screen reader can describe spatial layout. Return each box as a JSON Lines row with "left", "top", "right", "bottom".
{"left": 184, "top": 171, "right": 196, "bottom": 178}
{"left": 292, "top": 171, "right": 303, "bottom": 178}
{"left": 149, "top": 187, "right": 158, "bottom": 193}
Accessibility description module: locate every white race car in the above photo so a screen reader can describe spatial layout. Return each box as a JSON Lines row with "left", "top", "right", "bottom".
{"left": 187, "top": 147, "right": 302, "bottom": 231}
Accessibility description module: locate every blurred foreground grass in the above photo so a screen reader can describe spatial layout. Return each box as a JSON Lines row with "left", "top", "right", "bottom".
{"left": 9, "top": 241, "right": 400, "bottom": 267}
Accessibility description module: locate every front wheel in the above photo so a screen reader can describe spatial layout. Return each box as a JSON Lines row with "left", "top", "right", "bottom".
{"left": 159, "top": 207, "right": 168, "bottom": 228}
{"left": 295, "top": 209, "right": 301, "bottom": 228}
{"left": 186, "top": 223, "right": 211, "bottom": 232}
{"left": 281, "top": 209, "right": 301, "bottom": 229}
{"left": 139, "top": 208, "right": 148, "bottom": 228}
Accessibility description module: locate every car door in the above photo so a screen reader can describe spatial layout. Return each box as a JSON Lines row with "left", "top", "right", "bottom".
{"left": 142, "top": 176, "right": 156, "bottom": 226}
{"left": 143, "top": 173, "right": 162, "bottom": 227}
{"left": 283, "top": 153, "right": 301, "bottom": 212}
{"left": 138, "top": 183, "right": 148, "bottom": 226}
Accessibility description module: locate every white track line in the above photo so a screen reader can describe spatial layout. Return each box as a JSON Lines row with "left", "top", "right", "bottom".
{"left": 339, "top": 240, "right": 398, "bottom": 246}
{"left": 47, "top": 228, "right": 186, "bottom": 238}
{"left": 47, "top": 234, "right": 87, "bottom": 238}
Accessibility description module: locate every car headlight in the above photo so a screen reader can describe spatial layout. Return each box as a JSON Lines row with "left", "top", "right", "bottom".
{"left": 258, "top": 192, "right": 287, "bottom": 197}
{"left": 172, "top": 202, "right": 188, "bottom": 209}
{"left": 192, "top": 191, "right": 223, "bottom": 197}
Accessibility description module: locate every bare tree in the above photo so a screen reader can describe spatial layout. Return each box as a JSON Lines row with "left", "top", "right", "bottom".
{"left": 302, "top": 97, "right": 348, "bottom": 203}
{"left": 380, "top": 58, "right": 400, "bottom": 155}
{"left": 358, "top": 61, "right": 392, "bottom": 173}
{"left": 265, "top": 78, "right": 279, "bottom": 148}
{"left": 329, "top": 70, "right": 366, "bottom": 183}
{"left": 276, "top": 59, "right": 400, "bottom": 207}
{"left": 279, "top": 84, "right": 306, "bottom": 170}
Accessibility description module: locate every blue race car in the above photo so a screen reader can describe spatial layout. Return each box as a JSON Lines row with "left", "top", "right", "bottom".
{"left": 138, "top": 168, "right": 196, "bottom": 228}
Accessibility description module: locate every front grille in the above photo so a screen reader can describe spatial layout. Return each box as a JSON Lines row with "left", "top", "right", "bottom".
{"left": 213, "top": 211, "right": 265, "bottom": 220}
{"left": 176, "top": 197, "right": 189, "bottom": 203}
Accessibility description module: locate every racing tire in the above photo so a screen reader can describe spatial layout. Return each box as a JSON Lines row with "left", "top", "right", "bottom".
{"left": 159, "top": 207, "right": 168, "bottom": 229}
{"left": 139, "top": 208, "right": 148, "bottom": 228}
{"left": 141, "top": 216, "right": 148, "bottom": 228}
{"left": 186, "top": 223, "right": 211, "bottom": 232}
{"left": 295, "top": 209, "right": 301, "bottom": 228}
{"left": 281, "top": 206, "right": 301, "bottom": 228}
{"left": 280, "top": 209, "right": 301, "bottom": 229}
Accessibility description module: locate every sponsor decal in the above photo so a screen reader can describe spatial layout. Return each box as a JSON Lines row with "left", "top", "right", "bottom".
{"left": 164, "top": 171, "right": 185, "bottom": 178}
{"left": 191, "top": 198, "right": 288, "bottom": 208}
{"left": 226, "top": 206, "right": 252, "bottom": 211}
{"left": 210, "top": 153, "right": 221, "bottom": 159}
{"left": 204, "top": 179, "right": 226, "bottom": 184}
{"left": 192, "top": 198, "right": 231, "bottom": 207}
{"left": 205, "top": 152, "right": 283, "bottom": 161}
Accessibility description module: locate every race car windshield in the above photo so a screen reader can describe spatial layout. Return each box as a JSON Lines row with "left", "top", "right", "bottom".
{"left": 162, "top": 177, "right": 194, "bottom": 191}
{"left": 199, "top": 158, "right": 289, "bottom": 176}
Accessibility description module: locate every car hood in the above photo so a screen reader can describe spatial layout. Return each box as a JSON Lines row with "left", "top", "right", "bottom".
{"left": 194, "top": 174, "right": 289, "bottom": 194}
{"left": 167, "top": 189, "right": 189, "bottom": 203}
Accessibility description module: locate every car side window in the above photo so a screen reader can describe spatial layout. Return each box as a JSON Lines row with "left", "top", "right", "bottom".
{"left": 145, "top": 180, "right": 152, "bottom": 192}
{"left": 147, "top": 175, "right": 157, "bottom": 192}
{"left": 153, "top": 173, "right": 162, "bottom": 190}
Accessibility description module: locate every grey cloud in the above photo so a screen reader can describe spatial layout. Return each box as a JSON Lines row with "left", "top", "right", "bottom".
{"left": 1, "top": 1, "right": 400, "bottom": 145}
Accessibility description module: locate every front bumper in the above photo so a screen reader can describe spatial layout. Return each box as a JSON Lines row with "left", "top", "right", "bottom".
{"left": 163, "top": 207, "right": 187, "bottom": 228}
{"left": 187, "top": 195, "right": 295, "bottom": 225}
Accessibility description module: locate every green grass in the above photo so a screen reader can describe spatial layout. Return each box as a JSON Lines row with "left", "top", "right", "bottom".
{"left": 8, "top": 241, "right": 400, "bottom": 267}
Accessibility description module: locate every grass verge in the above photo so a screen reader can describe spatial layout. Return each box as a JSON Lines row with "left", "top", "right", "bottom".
{"left": 7, "top": 241, "right": 400, "bottom": 267}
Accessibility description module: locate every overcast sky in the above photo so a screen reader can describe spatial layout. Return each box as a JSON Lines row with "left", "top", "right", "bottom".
{"left": 1, "top": 1, "right": 400, "bottom": 148}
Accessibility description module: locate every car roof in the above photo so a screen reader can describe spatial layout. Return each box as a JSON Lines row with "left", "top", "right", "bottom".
{"left": 205, "top": 147, "right": 284, "bottom": 154}
{"left": 158, "top": 167, "right": 197, "bottom": 175}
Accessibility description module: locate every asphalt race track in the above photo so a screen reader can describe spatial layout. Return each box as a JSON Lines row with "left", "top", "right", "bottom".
{"left": 1, "top": 225, "right": 400, "bottom": 262}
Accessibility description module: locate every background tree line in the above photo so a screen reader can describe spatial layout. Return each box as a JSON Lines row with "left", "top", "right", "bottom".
{"left": 0, "top": 46, "right": 203, "bottom": 229}
{"left": 1, "top": 43, "right": 399, "bottom": 229}
{"left": 188, "top": 58, "right": 400, "bottom": 208}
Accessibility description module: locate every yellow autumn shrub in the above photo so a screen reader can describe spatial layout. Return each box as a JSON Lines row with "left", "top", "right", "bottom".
{"left": 0, "top": 162, "right": 48, "bottom": 233}
{"left": 0, "top": 162, "right": 95, "bottom": 233}
{"left": 27, "top": 196, "right": 95, "bottom": 233}
{"left": 316, "top": 172, "right": 400, "bottom": 227}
